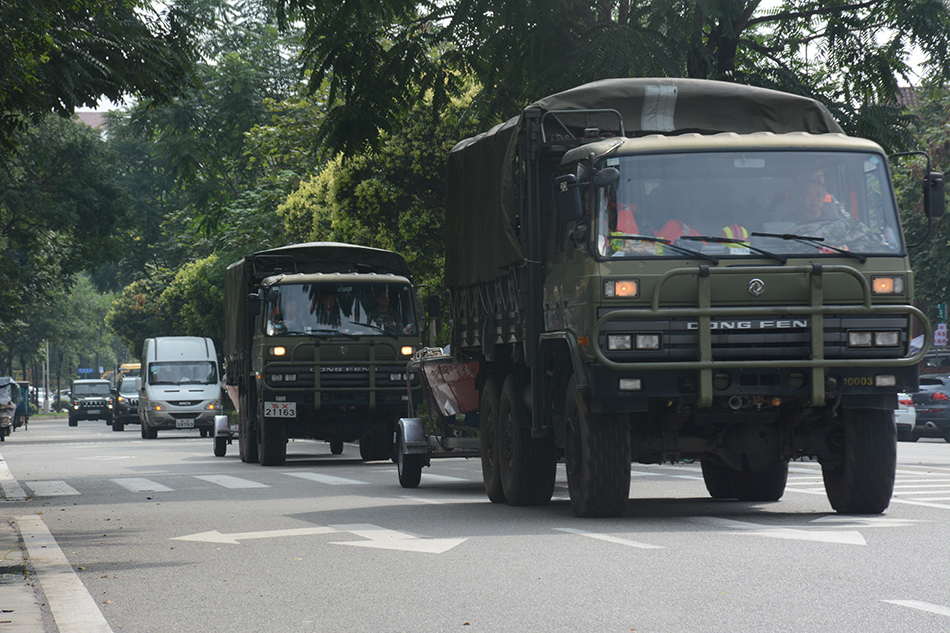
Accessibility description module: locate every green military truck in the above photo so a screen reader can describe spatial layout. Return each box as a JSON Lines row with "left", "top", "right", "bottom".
{"left": 224, "top": 242, "right": 423, "bottom": 465}
{"left": 445, "top": 78, "right": 942, "bottom": 517}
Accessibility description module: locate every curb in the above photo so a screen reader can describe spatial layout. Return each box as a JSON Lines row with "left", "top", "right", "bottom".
{"left": 1, "top": 520, "right": 48, "bottom": 632}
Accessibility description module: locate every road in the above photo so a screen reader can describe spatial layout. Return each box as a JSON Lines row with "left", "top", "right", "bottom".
{"left": 2, "top": 416, "right": 950, "bottom": 633}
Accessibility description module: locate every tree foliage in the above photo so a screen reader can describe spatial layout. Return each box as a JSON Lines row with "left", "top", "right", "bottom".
{"left": 0, "top": 0, "right": 200, "bottom": 157}
{"left": 273, "top": 0, "right": 950, "bottom": 155}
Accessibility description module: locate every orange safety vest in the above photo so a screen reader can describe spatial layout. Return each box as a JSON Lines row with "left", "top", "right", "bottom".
{"left": 720, "top": 223, "right": 750, "bottom": 244}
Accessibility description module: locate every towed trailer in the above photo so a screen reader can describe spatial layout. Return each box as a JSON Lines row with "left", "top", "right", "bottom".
{"left": 395, "top": 348, "right": 481, "bottom": 487}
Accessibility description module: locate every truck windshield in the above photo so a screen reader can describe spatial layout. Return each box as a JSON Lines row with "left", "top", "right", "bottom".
{"left": 595, "top": 150, "right": 903, "bottom": 259}
{"left": 73, "top": 383, "right": 111, "bottom": 396}
{"left": 147, "top": 362, "right": 217, "bottom": 386}
{"left": 265, "top": 282, "right": 419, "bottom": 337}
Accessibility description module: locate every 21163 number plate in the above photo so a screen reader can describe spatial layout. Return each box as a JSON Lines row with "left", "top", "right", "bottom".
{"left": 264, "top": 402, "right": 296, "bottom": 418}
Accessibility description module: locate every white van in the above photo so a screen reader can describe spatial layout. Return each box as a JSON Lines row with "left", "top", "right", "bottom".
{"left": 137, "top": 337, "right": 222, "bottom": 439}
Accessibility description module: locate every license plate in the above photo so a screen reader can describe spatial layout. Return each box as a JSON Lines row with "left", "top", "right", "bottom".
{"left": 88, "top": 409, "right": 100, "bottom": 414}
{"left": 175, "top": 419, "right": 195, "bottom": 429}
{"left": 264, "top": 402, "right": 296, "bottom": 418}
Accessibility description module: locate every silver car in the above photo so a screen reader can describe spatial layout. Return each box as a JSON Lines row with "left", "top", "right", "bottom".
{"left": 895, "top": 392, "right": 916, "bottom": 442}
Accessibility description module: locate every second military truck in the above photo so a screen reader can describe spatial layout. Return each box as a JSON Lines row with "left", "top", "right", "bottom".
{"left": 438, "top": 77, "right": 940, "bottom": 517}
{"left": 224, "top": 242, "right": 423, "bottom": 465}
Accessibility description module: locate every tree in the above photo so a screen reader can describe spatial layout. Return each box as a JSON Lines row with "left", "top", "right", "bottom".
{"left": 0, "top": 0, "right": 199, "bottom": 157}
{"left": 274, "top": 0, "right": 950, "bottom": 155}
{"left": 0, "top": 114, "right": 131, "bottom": 326}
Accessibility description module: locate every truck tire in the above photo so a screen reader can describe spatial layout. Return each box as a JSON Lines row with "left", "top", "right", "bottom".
{"left": 146, "top": 425, "right": 158, "bottom": 439}
{"left": 258, "top": 418, "right": 287, "bottom": 466}
{"left": 396, "top": 428, "right": 424, "bottom": 488}
{"left": 359, "top": 431, "right": 395, "bottom": 462}
{"left": 498, "top": 374, "right": 556, "bottom": 506}
{"left": 68, "top": 416, "right": 77, "bottom": 427}
{"left": 701, "top": 460, "right": 737, "bottom": 499}
{"left": 140, "top": 423, "right": 147, "bottom": 438}
{"left": 239, "top": 391, "right": 259, "bottom": 464}
{"left": 564, "top": 375, "right": 631, "bottom": 517}
{"left": 113, "top": 421, "right": 124, "bottom": 432}
{"left": 214, "top": 436, "right": 227, "bottom": 457}
{"left": 821, "top": 408, "right": 896, "bottom": 514}
{"left": 478, "top": 377, "right": 506, "bottom": 503}
{"left": 330, "top": 438, "right": 344, "bottom": 455}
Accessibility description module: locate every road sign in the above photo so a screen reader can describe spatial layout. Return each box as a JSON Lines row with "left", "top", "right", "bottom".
{"left": 936, "top": 323, "right": 947, "bottom": 347}
{"left": 77, "top": 368, "right": 94, "bottom": 374}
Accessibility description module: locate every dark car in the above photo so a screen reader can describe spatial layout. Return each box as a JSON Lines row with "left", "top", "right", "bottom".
{"left": 68, "top": 379, "right": 114, "bottom": 426}
{"left": 112, "top": 378, "right": 139, "bottom": 432}
{"left": 911, "top": 374, "right": 950, "bottom": 442}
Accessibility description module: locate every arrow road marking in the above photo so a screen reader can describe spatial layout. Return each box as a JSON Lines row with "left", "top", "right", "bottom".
{"left": 172, "top": 523, "right": 468, "bottom": 553}
{"left": 697, "top": 517, "right": 866, "bottom": 545}
{"left": 554, "top": 527, "right": 665, "bottom": 550}
{"left": 173, "top": 526, "right": 341, "bottom": 545}
{"left": 329, "top": 523, "right": 468, "bottom": 554}
{"left": 884, "top": 600, "right": 950, "bottom": 618}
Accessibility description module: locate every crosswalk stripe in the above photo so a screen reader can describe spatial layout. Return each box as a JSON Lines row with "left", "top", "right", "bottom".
{"left": 194, "top": 475, "right": 268, "bottom": 489}
{"left": 284, "top": 472, "right": 367, "bottom": 485}
{"left": 112, "top": 478, "right": 174, "bottom": 493}
{"left": 25, "top": 481, "right": 80, "bottom": 496}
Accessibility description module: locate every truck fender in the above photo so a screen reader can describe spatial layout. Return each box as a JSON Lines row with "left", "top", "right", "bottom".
{"left": 397, "top": 418, "right": 428, "bottom": 455}
{"left": 539, "top": 332, "right": 591, "bottom": 389}
{"left": 214, "top": 414, "right": 231, "bottom": 437}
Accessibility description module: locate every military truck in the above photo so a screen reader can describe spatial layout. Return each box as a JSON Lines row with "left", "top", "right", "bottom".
{"left": 438, "top": 78, "right": 941, "bottom": 517}
{"left": 224, "top": 242, "right": 423, "bottom": 465}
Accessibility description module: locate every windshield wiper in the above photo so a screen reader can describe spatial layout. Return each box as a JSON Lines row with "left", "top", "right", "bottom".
{"left": 751, "top": 232, "right": 866, "bottom": 263}
{"left": 679, "top": 235, "right": 787, "bottom": 264}
{"left": 610, "top": 234, "right": 719, "bottom": 263}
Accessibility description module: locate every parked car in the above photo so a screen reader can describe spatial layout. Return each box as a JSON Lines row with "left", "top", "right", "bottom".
{"left": 895, "top": 392, "right": 916, "bottom": 442}
{"left": 68, "top": 379, "right": 113, "bottom": 426}
{"left": 112, "top": 377, "right": 139, "bottom": 432}
{"left": 910, "top": 374, "right": 950, "bottom": 442}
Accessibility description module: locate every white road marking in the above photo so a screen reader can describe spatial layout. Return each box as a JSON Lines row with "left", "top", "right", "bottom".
{"left": 697, "top": 516, "right": 866, "bottom": 545}
{"left": 329, "top": 523, "right": 468, "bottom": 554}
{"left": 173, "top": 526, "right": 340, "bottom": 545}
{"left": 554, "top": 527, "right": 665, "bottom": 550}
{"left": 884, "top": 600, "right": 950, "bottom": 617}
{"left": 418, "top": 473, "right": 469, "bottom": 483}
{"left": 194, "top": 475, "right": 268, "bottom": 489}
{"left": 0, "top": 453, "right": 27, "bottom": 500}
{"left": 111, "top": 478, "right": 173, "bottom": 493}
{"left": 283, "top": 472, "right": 367, "bottom": 485}
{"left": 14, "top": 515, "right": 114, "bottom": 633}
{"left": 25, "top": 480, "right": 80, "bottom": 496}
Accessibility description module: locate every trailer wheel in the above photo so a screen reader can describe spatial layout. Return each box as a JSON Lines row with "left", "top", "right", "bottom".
{"left": 821, "top": 408, "right": 896, "bottom": 514}
{"left": 239, "top": 391, "right": 259, "bottom": 464}
{"left": 330, "top": 438, "right": 344, "bottom": 455}
{"left": 479, "top": 377, "right": 506, "bottom": 503}
{"left": 701, "top": 460, "right": 737, "bottom": 499}
{"left": 396, "top": 428, "right": 424, "bottom": 488}
{"left": 258, "top": 418, "right": 287, "bottom": 466}
{"left": 498, "top": 374, "right": 556, "bottom": 506}
{"left": 214, "top": 436, "right": 227, "bottom": 457}
{"left": 564, "top": 376, "right": 631, "bottom": 517}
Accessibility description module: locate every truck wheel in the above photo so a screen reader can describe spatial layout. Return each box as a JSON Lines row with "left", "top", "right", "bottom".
{"left": 140, "top": 423, "right": 147, "bottom": 438}
{"left": 734, "top": 461, "right": 789, "bottom": 501}
{"left": 258, "top": 419, "right": 287, "bottom": 466}
{"left": 701, "top": 460, "right": 737, "bottom": 498}
{"left": 329, "top": 438, "right": 344, "bottom": 455}
{"left": 396, "top": 428, "right": 424, "bottom": 488}
{"left": 564, "top": 375, "right": 631, "bottom": 517}
{"left": 146, "top": 425, "right": 158, "bottom": 439}
{"left": 68, "top": 416, "right": 77, "bottom": 427}
{"left": 498, "top": 374, "right": 556, "bottom": 506}
{"left": 214, "top": 436, "right": 227, "bottom": 457}
{"left": 113, "top": 421, "right": 124, "bottom": 432}
{"left": 821, "top": 408, "right": 896, "bottom": 514}
{"left": 478, "top": 377, "right": 506, "bottom": 503}
{"left": 239, "top": 391, "right": 259, "bottom": 464}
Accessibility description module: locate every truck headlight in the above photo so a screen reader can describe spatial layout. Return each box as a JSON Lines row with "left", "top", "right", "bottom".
{"left": 607, "top": 334, "right": 632, "bottom": 351}
{"left": 604, "top": 280, "right": 639, "bottom": 298}
{"left": 270, "top": 346, "right": 286, "bottom": 356}
{"left": 636, "top": 334, "right": 661, "bottom": 350}
{"left": 871, "top": 276, "right": 904, "bottom": 295}
{"left": 400, "top": 346, "right": 414, "bottom": 356}
{"left": 848, "top": 330, "right": 900, "bottom": 348}
{"left": 205, "top": 400, "right": 221, "bottom": 411}
{"left": 148, "top": 402, "right": 164, "bottom": 412}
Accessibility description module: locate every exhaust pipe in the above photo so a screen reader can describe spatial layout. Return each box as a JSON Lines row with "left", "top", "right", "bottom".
{"left": 728, "top": 396, "right": 744, "bottom": 410}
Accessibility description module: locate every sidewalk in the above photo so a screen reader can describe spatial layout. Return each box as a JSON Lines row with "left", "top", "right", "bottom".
{"left": 1, "top": 519, "right": 48, "bottom": 632}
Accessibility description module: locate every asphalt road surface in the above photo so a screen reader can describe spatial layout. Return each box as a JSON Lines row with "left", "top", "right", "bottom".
{"left": 3, "top": 416, "right": 950, "bottom": 633}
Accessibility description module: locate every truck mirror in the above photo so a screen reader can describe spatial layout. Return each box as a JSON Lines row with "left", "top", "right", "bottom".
{"left": 925, "top": 171, "right": 945, "bottom": 219}
{"left": 245, "top": 293, "right": 262, "bottom": 316}
{"left": 133, "top": 377, "right": 142, "bottom": 392}
{"left": 426, "top": 295, "right": 441, "bottom": 316}
{"left": 554, "top": 174, "right": 583, "bottom": 223}
{"left": 591, "top": 167, "right": 620, "bottom": 187}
